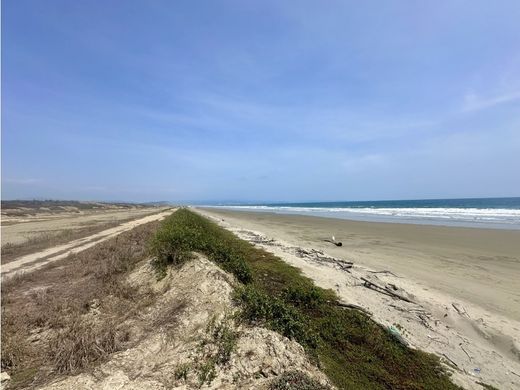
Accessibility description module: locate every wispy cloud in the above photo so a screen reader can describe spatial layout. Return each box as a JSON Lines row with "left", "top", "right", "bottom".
{"left": 3, "top": 178, "right": 43, "bottom": 185}
{"left": 130, "top": 91, "right": 439, "bottom": 147}
{"left": 462, "top": 90, "right": 520, "bottom": 112}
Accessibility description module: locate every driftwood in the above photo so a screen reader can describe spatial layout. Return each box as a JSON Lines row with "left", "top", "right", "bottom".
{"left": 336, "top": 302, "right": 371, "bottom": 315}
{"left": 388, "top": 304, "right": 425, "bottom": 313}
{"left": 360, "top": 277, "right": 414, "bottom": 303}
{"left": 417, "top": 313, "right": 433, "bottom": 330}
{"left": 368, "top": 270, "right": 400, "bottom": 278}
{"left": 333, "top": 260, "right": 353, "bottom": 272}
{"left": 296, "top": 248, "right": 353, "bottom": 272}
{"left": 323, "top": 239, "right": 342, "bottom": 247}
{"left": 451, "top": 303, "right": 469, "bottom": 317}
{"left": 427, "top": 335, "right": 449, "bottom": 346}
{"left": 442, "top": 353, "right": 459, "bottom": 368}
{"left": 459, "top": 343, "right": 472, "bottom": 361}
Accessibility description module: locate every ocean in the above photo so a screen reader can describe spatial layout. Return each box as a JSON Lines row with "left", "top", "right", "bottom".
{"left": 206, "top": 197, "right": 520, "bottom": 230}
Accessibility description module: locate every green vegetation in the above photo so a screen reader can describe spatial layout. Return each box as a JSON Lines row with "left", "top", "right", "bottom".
{"left": 188, "top": 315, "right": 239, "bottom": 387}
{"left": 173, "top": 363, "right": 190, "bottom": 381}
{"left": 269, "top": 370, "right": 331, "bottom": 390}
{"left": 151, "top": 209, "right": 460, "bottom": 389}
{"left": 149, "top": 208, "right": 251, "bottom": 283}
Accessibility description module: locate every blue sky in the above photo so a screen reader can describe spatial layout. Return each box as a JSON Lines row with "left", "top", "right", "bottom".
{"left": 3, "top": 0, "right": 520, "bottom": 202}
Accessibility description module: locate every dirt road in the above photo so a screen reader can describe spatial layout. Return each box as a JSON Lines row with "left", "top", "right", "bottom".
{"left": 1, "top": 209, "right": 173, "bottom": 277}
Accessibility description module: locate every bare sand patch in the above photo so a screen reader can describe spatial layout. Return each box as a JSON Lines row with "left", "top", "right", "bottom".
{"left": 1, "top": 210, "right": 174, "bottom": 277}
{"left": 1, "top": 207, "right": 166, "bottom": 247}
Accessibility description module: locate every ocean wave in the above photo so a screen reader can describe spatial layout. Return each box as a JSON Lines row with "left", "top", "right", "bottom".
{"left": 205, "top": 205, "right": 520, "bottom": 226}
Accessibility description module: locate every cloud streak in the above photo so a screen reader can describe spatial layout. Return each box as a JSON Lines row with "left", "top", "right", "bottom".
{"left": 3, "top": 178, "right": 43, "bottom": 185}
{"left": 3, "top": 1, "right": 520, "bottom": 201}
{"left": 462, "top": 90, "right": 520, "bottom": 112}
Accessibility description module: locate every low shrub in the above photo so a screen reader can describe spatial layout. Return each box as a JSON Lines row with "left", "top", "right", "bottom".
{"left": 149, "top": 209, "right": 252, "bottom": 283}
{"left": 235, "top": 286, "right": 318, "bottom": 349}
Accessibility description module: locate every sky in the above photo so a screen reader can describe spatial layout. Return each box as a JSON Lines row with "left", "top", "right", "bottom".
{"left": 2, "top": 0, "right": 520, "bottom": 203}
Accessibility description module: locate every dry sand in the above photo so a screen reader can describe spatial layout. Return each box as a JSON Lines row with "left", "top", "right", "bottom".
{"left": 197, "top": 207, "right": 520, "bottom": 390}
{"left": 39, "top": 255, "right": 331, "bottom": 389}
{"left": 1, "top": 209, "right": 174, "bottom": 277}
{"left": 1, "top": 207, "right": 165, "bottom": 246}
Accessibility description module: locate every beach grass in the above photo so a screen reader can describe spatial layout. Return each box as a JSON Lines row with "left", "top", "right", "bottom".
{"left": 150, "top": 208, "right": 460, "bottom": 389}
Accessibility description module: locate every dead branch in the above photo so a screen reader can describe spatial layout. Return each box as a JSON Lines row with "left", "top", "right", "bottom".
{"left": 459, "top": 343, "right": 472, "bottom": 361}
{"left": 333, "top": 260, "right": 353, "bottom": 272}
{"left": 368, "top": 270, "right": 400, "bottom": 277}
{"left": 417, "top": 313, "right": 433, "bottom": 330}
{"left": 442, "top": 353, "right": 459, "bottom": 368}
{"left": 451, "top": 303, "right": 469, "bottom": 318}
{"left": 299, "top": 249, "right": 354, "bottom": 272}
{"left": 427, "top": 335, "right": 449, "bottom": 346}
{"left": 336, "top": 302, "right": 371, "bottom": 315}
{"left": 360, "top": 277, "right": 415, "bottom": 303}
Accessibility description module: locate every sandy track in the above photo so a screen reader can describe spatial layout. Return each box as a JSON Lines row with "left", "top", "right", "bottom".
{"left": 1, "top": 209, "right": 173, "bottom": 277}
{"left": 2, "top": 207, "right": 163, "bottom": 246}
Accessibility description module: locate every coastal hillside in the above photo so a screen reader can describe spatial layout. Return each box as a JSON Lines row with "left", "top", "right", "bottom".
{"left": 2, "top": 209, "right": 463, "bottom": 389}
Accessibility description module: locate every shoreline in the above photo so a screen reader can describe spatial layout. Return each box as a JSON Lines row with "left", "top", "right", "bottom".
{"left": 196, "top": 207, "right": 520, "bottom": 389}
{"left": 197, "top": 207, "right": 520, "bottom": 321}
{"left": 202, "top": 206, "right": 520, "bottom": 230}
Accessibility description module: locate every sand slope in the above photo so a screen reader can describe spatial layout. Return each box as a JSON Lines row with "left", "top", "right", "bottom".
{"left": 40, "top": 255, "right": 330, "bottom": 389}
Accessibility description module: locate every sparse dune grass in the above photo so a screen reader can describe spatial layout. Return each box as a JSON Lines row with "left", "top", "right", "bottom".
{"left": 1, "top": 222, "right": 122, "bottom": 263}
{"left": 1, "top": 220, "right": 161, "bottom": 388}
{"left": 151, "top": 209, "right": 460, "bottom": 389}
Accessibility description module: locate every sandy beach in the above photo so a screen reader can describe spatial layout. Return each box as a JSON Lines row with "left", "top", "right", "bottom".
{"left": 197, "top": 207, "right": 520, "bottom": 389}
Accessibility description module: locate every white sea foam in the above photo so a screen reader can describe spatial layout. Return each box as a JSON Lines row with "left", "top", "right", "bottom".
{"left": 204, "top": 205, "right": 520, "bottom": 228}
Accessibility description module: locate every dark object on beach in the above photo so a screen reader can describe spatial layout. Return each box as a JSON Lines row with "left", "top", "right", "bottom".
{"left": 323, "top": 236, "right": 342, "bottom": 246}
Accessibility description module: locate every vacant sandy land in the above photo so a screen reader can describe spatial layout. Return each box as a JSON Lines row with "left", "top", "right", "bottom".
{"left": 1, "top": 209, "right": 174, "bottom": 277}
{"left": 1, "top": 207, "right": 166, "bottom": 246}
{"left": 198, "top": 208, "right": 520, "bottom": 323}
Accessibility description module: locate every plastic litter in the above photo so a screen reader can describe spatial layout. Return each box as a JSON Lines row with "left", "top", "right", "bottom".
{"left": 387, "top": 326, "right": 408, "bottom": 346}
